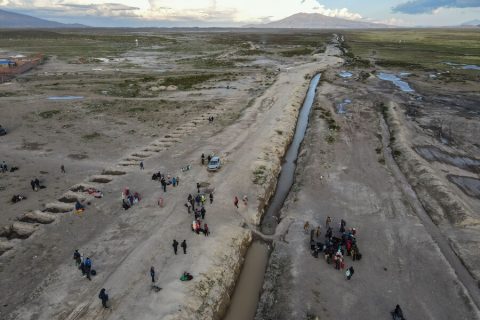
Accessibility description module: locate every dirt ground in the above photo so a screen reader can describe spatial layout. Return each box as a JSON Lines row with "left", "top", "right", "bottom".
{"left": 0, "top": 30, "right": 338, "bottom": 319}
{"left": 255, "top": 45, "right": 480, "bottom": 319}
{"left": 1, "top": 29, "right": 479, "bottom": 320}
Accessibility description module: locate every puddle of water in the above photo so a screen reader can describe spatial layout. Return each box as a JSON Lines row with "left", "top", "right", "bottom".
{"left": 443, "top": 62, "right": 480, "bottom": 70}
{"left": 337, "top": 99, "right": 351, "bottom": 114}
{"left": 415, "top": 146, "right": 480, "bottom": 173}
{"left": 463, "top": 65, "right": 480, "bottom": 70}
{"left": 223, "top": 242, "right": 269, "bottom": 320}
{"left": 47, "top": 96, "right": 84, "bottom": 100}
{"left": 447, "top": 175, "right": 480, "bottom": 199}
{"left": 378, "top": 72, "right": 414, "bottom": 92}
{"left": 338, "top": 71, "right": 353, "bottom": 78}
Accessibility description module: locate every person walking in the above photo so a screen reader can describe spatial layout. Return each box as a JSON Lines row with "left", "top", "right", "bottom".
{"left": 61, "top": 165, "right": 66, "bottom": 174}
{"left": 140, "top": 161, "right": 144, "bottom": 170}
{"left": 204, "top": 224, "right": 210, "bottom": 236}
{"left": 325, "top": 216, "right": 332, "bottom": 229}
{"left": 196, "top": 182, "right": 200, "bottom": 194}
{"left": 161, "top": 178, "right": 167, "bottom": 192}
{"left": 98, "top": 288, "right": 109, "bottom": 309}
{"left": 188, "top": 194, "right": 195, "bottom": 210}
{"left": 181, "top": 240, "right": 187, "bottom": 254}
{"left": 30, "top": 180, "right": 36, "bottom": 191}
{"left": 346, "top": 266, "right": 354, "bottom": 280}
{"left": 201, "top": 153, "right": 205, "bottom": 165}
{"left": 340, "top": 219, "right": 346, "bottom": 233}
{"left": 315, "top": 226, "right": 321, "bottom": 238}
{"left": 185, "top": 202, "right": 192, "bottom": 213}
{"left": 303, "top": 221, "right": 310, "bottom": 234}
{"left": 234, "top": 196, "right": 239, "bottom": 208}
{"left": 172, "top": 176, "right": 177, "bottom": 187}
{"left": 73, "top": 249, "right": 81, "bottom": 266}
{"left": 150, "top": 266, "right": 155, "bottom": 283}
{"left": 200, "top": 206, "right": 206, "bottom": 220}
{"left": 172, "top": 239, "right": 179, "bottom": 255}
{"left": 176, "top": 176, "right": 180, "bottom": 186}
{"left": 84, "top": 257, "right": 92, "bottom": 280}
{"left": 209, "top": 193, "right": 213, "bottom": 204}
{"left": 34, "top": 178, "right": 40, "bottom": 190}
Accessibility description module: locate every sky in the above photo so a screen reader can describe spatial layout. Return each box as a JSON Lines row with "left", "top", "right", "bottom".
{"left": 1, "top": 0, "right": 480, "bottom": 27}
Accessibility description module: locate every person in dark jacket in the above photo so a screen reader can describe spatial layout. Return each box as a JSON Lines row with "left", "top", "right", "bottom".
{"left": 209, "top": 193, "right": 213, "bottom": 204}
{"left": 181, "top": 240, "right": 187, "bottom": 254}
{"left": 84, "top": 257, "right": 92, "bottom": 280}
{"left": 392, "top": 304, "right": 405, "bottom": 320}
{"left": 346, "top": 266, "right": 354, "bottom": 280}
{"left": 150, "top": 266, "right": 155, "bottom": 283}
{"left": 172, "top": 239, "right": 179, "bottom": 255}
{"left": 30, "top": 180, "right": 36, "bottom": 191}
{"left": 73, "top": 249, "right": 81, "bottom": 266}
{"left": 98, "top": 288, "right": 109, "bottom": 308}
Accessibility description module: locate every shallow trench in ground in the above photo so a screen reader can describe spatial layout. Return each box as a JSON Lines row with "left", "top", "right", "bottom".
{"left": 223, "top": 74, "right": 322, "bottom": 320}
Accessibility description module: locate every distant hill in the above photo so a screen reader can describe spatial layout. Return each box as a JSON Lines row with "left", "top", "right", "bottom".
{"left": 0, "top": 9, "right": 87, "bottom": 28}
{"left": 461, "top": 19, "right": 480, "bottom": 27}
{"left": 244, "top": 12, "right": 391, "bottom": 29}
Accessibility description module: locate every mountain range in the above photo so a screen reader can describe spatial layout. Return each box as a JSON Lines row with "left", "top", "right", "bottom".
{"left": 0, "top": 9, "right": 87, "bottom": 28}
{"left": 244, "top": 13, "right": 391, "bottom": 29}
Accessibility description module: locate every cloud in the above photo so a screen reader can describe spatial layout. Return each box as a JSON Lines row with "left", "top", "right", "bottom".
{"left": 392, "top": 0, "right": 480, "bottom": 14}
{"left": 0, "top": 0, "right": 365, "bottom": 26}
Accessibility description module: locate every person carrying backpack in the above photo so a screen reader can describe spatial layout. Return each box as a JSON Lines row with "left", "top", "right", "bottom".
{"left": 84, "top": 257, "right": 92, "bottom": 280}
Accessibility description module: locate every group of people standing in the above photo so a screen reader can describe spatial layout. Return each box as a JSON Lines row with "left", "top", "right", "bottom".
{"left": 121, "top": 187, "right": 141, "bottom": 210}
{"left": 30, "top": 178, "right": 41, "bottom": 191}
{"left": 308, "top": 216, "right": 361, "bottom": 280}
{"left": 73, "top": 249, "right": 94, "bottom": 280}
{"left": 186, "top": 193, "right": 211, "bottom": 236}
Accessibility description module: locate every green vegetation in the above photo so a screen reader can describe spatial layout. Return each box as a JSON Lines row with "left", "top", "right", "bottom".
{"left": 343, "top": 29, "right": 480, "bottom": 72}
{"left": 162, "top": 74, "right": 216, "bottom": 90}
{"left": 279, "top": 47, "right": 314, "bottom": 57}
{"left": 0, "top": 30, "right": 174, "bottom": 60}
{"left": 38, "top": 110, "right": 61, "bottom": 119}
{"left": 318, "top": 107, "right": 340, "bottom": 131}
{"left": 192, "top": 58, "right": 235, "bottom": 68}
{"left": 82, "top": 132, "right": 101, "bottom": 140}
{"left": 253, "top": 165, "right": 267, "bottom": 185}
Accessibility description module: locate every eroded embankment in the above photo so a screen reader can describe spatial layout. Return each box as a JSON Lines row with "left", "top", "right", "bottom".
{"left": 221, "top": 74, "right": 324, "bottom": 320}
{"left": 383, "top": 102, "right": 480, "bottom": 282}
{"left": 251, "top": 72, "right": 324, "bottom": 226}
{"left": 164, "top": 72, "right": 323, "bottom": 320}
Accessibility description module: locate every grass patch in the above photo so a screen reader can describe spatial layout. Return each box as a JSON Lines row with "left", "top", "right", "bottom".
{"left": 253, "top": 165, "right": 267, "bottom": 185}
{"left": 82, "top": 132, "right": 101, "bottom": 140}
{"left": 128, "top": 107, "right": 146, "bottom": 113}
{"left": 325, "top": 134, "right": 336, "bottom": 144}
{"left": 343, "top": 29, "right": 480, "bottom": 71}
{"left": 162, "top": 74, "right": 216, "bottom": 90}
{"left": 279, "top": 47, "right": 314, "bottom": 57}
{"left": 38, "top": 110, "right": 61, "bottom": 119}
{"left": 192, "top": 58, "right": 235, "bottom": 68}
